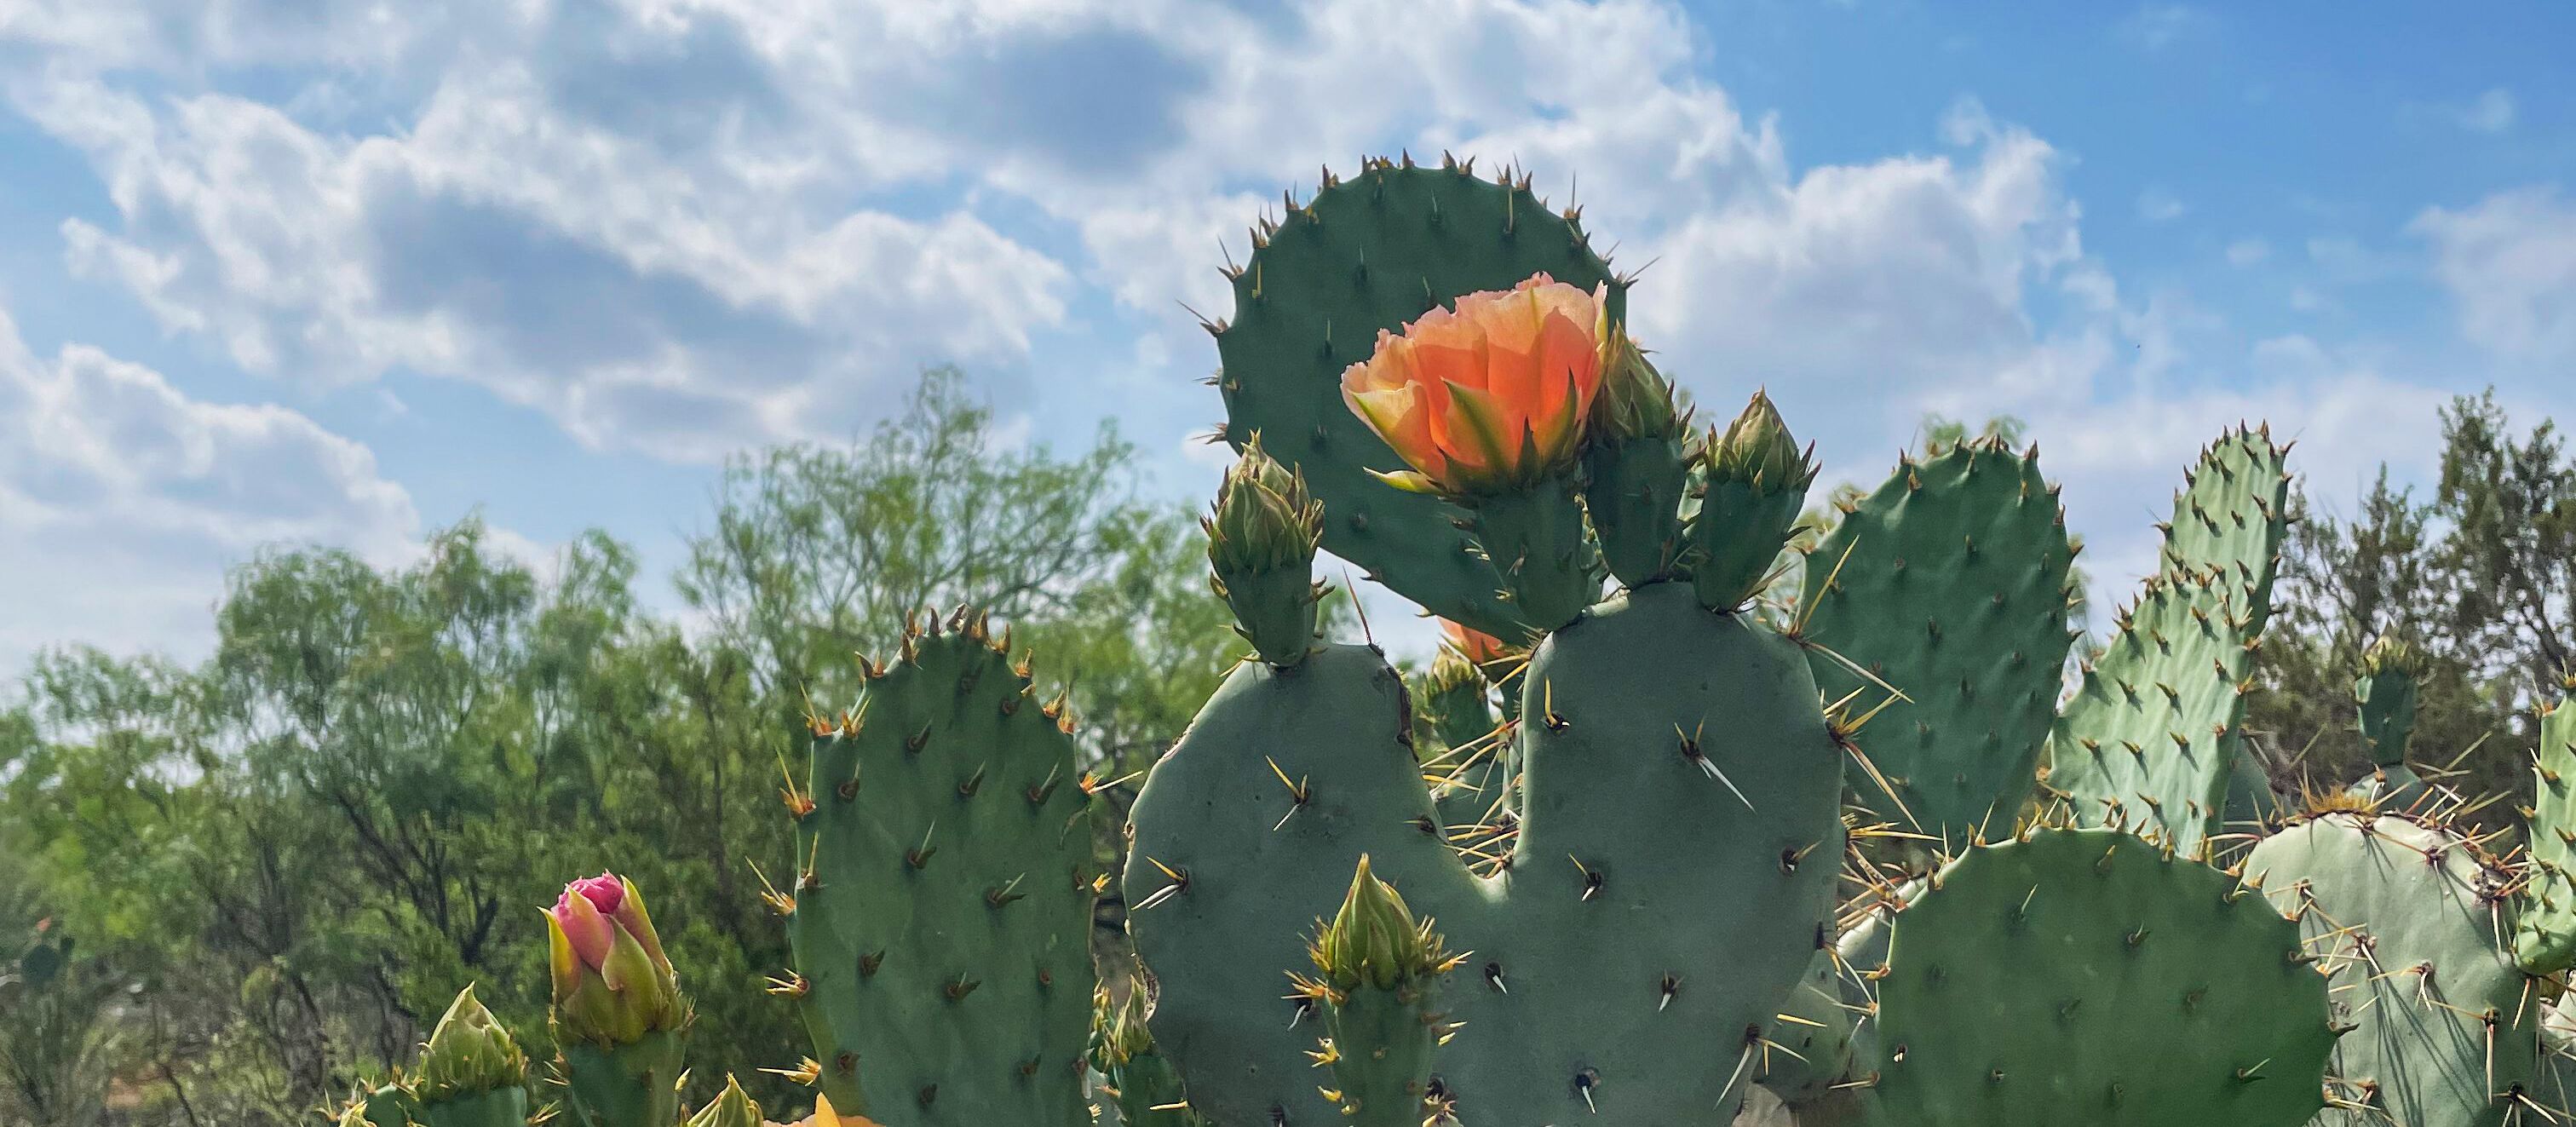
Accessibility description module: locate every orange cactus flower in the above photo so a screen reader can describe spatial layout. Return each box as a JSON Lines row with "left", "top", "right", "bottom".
{"left": 1440, "top": 619, "right": 1515, "bottom": 665}
{"left": 789, "top": 1095, "right": 880, "bottom": 1127}
{"left": 1340, "top": 273, "right": 1610, "bottom": 494}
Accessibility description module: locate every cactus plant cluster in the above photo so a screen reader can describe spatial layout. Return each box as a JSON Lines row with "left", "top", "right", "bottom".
{"left": 333, "top": 156, "right": 2576, "bottom": 1127}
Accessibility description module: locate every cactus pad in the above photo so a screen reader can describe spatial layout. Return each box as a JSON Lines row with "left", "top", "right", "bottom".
{"left": 2048, "top": 427, "right": 2291, "bottom": 854}
{"left": 2245, "top": 811, "right": 2538, "bottom": 1127}
{"left": 1125, "top": 582, "right": 1843, "bottom": 1126}
{"left": 791, "top": 609, "right": 1098, "bottom": 1125}
{"left": 1799, "top": 439, "right": 2076, "bottom": 854}
{"left": 1212, "top": 158, "right": 1626, "bottom": 638}
{"left": 1867, "top": 825, "right": 2334, "bottom": 1127}
{"left": 2518, "top": 688, "right": 2576, "bottom": 975}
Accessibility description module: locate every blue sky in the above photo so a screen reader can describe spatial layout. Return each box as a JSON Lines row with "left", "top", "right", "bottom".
{"left": 2, "top": 0, "right": 2571, "bottom": 670}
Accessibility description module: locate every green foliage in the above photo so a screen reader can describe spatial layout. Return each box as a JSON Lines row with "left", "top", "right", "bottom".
{"left": 0, "top": 365, "right": 1250, "bottom": 1125}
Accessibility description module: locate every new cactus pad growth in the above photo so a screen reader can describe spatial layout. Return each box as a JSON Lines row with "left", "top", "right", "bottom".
{"left": 1292, "top": 857, "right": 1461, "bottom": 1126}
{"left": 1125, "top": 581, "right": 1843, "bottom": 1126}
{"left": 2516, "top": 681, "right": 2576, "bottom": 975}
{"left": 1212, "top": 158, "right": 1628, "bottom": 638}
{"left": 1864, "top": 825, "right": 2335, "bottom": 1127}
{"left": 2047, "top": 427, "right": 2292, "bottom": 854}
{"left": 2245, "top": 810, "right": 2538, "bottom": 1127}
{"left": 1797, "top": 438, "right": 2077, "bottom": 856}
{"left": 787, "top": 610, "right": 1099, "bottom": 1126}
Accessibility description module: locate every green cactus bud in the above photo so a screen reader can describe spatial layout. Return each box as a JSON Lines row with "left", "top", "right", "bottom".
{"left": 415, "top": 985, "right": 527, "bottom": 1103}
{"left": 1687, "top": 392, "right": 1817, "bottom": 612}
{"left": 683, "top": 1076, "right": 765, "bottom": 1127}
{"left": 1209, "top": 434, "right": 1323, "bottom": 577}
{"left": 1589, "top": 328, "right": 1683, "bottom": 444}
{"left": 1209, "top": 434, "right": 1327, "bottom": 667}
{"left": 1583, "top": 328, "right": 1694, "bottom": 588}
{"left": 1310, "top": 856, "right": 1449, "bottom": 995}
{"left": 1707, "top": 391, "right": 1814, "bottom": 493}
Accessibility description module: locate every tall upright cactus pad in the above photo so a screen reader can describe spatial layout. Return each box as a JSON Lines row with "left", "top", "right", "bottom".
{"left": 1210, "top": 157, "right": 1627, "bottom": 638}
{"left": 1798, "top": 439, "right": 2076, "bottom": 854}
{"left": 790, "top": 609, "right": 1099, "bottom": 1126}
{"left": 2047, "top": 428, "right": 2291, "bottom": 854}
{"left": 1864, "top": 826, "right": 2334, "bottom": 1127}
{"left": 2245, "top": 811, "right": 2539, "bottom": 1127}
{"left": 2355, "top": 637, "right": 2426, "bottom": 768}
{"left": 1126, "top": 583, "right": 1843, "bottom": 1126}
{"left": 2516, "top": 686, "right": 2576, "bottom": 975}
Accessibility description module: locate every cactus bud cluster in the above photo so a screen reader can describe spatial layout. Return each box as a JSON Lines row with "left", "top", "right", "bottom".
{"left": 415, "top": 986, "right": 527, "bottom": 1104}
{"left": 1207, "top": 435, "right": 1328, "bottom": 666}
{"left": 1307, "top": 856, "right": 1454, "bottom": 997}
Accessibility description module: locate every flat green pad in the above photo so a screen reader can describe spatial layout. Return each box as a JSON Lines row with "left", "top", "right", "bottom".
{"left": 1800, "top": 440, "right": 2074, "bottom": 853}
{"left": 2245, "top": 812, "right": 2537, "bottom": 1127}
{"left": 1872, "top": 826, "right": 2333, "bottom": 1127}
{"left": 2518, "top": 693, "right": 2576, "bottom": 975}
{"left": 792, "top": 617, "right": 1097, "bottom": 1126}
{"left": 1214, "top": 158, "right": 1626, "bottom": 638}
{"left": 2048, "top": 428, "right": 2291, "bottom": 854}
{"left": 1126, "top": 582, "right": 1843, "bottom": 1126}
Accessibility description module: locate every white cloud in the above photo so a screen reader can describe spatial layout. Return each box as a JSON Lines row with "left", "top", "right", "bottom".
{"left": 2412, "top": 186, "right": 2576, "bottom": 363}
{"left": 2137, "top": 186, "right": 2186, "bottom": 222}
{"left": 0, "top": 303, "right": 422, "bottom": 670}
{"left": 2119, "top": 3, "right": 2211, "bottom": 51}
{"left": 2458, "top": 88, "right": 2516, "bottom": 134}
{"left": 2225, "top": 237, "right": 2269, "bottom": 267}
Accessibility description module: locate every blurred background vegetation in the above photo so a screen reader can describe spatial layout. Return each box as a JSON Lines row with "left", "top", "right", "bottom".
{"left": 3, "top": 371, "right": 2567, "bottom": 1125}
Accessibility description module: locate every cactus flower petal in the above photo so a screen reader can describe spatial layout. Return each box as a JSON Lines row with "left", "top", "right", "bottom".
{"left": 551, "top": 883, "right": 617, "bottom": 972}
{"left": 1339, "top": 273, "right": 1608, "bottom": 495}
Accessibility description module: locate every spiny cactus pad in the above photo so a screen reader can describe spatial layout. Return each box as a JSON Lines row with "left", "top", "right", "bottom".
{"left": 2518, "top": 689, "right": 2576, "bottom": 975}
{"left": 1211, "top": 158, "right": 1626, "bottom": 639}
{"left": 1868, "top": 826, "right": 2334, "bottom": 1127}
{"left": 791, "top": 610, "right": 1098, "bottom": 1125}
{"left": 1125, "top": 582, "right": 1843, "bottom": 1126}
{"left": 2245, "top": 812, "right": 2539, "bottom": 1127}
{"left": 1798, "top": 439, "right": 2075, "bottom": 854}
{"left": 2048, "top": 427, "right": 2291, "bottom": 854}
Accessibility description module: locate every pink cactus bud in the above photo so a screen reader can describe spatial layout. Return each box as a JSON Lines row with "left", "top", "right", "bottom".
{"left": 549, "top": 874, "right": 624, "bottom": 971}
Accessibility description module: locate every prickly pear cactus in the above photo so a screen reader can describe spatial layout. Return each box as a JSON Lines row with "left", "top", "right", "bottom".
{"left": 787, "top": 608, "right": 1099, "bottom": 1126}
{"left": 2245, "top": 809, "right": 2539, "bottom": 1127}
{"left": 2518, "top": 683, "right": 2576, "bottom": 975}
{"left": 1209, "top": 158, "right": 1627, "bottom": 638}
{"left": 2047, "top": 427, "right": 2291, "bottom": 854}
{"left": 1798, "top": 439, "right": 2077, "bottom": 855}
{"left": 1125, "top": 581, "right": 1844, "bottom": 1126}
{"left": 1860, "top": 825, "right": 2335, "bottom": 1127}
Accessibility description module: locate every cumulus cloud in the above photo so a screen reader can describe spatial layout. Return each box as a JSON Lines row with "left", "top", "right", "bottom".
{"left": 2224, "top": 238, "right": 2269, "bottom": 267}
{"left": 0, "top": 303, "right": 422, "bottom": 669}
{"left": 2412, "top": 186, "right": 2576, "bottom": 363}
{"left": 2458, "top": 88, "right": 2516, "bottom": 133}
{"left": 2137, "top": 186, "right": 2186, "bottom": 222}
